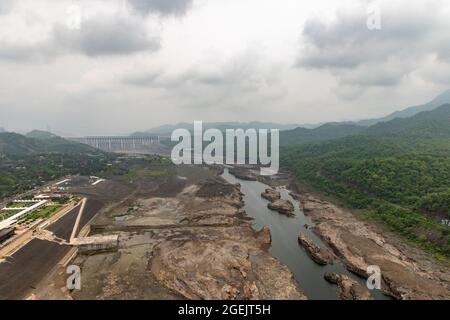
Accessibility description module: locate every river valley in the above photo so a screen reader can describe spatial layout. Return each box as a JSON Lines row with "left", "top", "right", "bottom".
{"left": 222, "top": 168, "right": 389, "bottom": 300}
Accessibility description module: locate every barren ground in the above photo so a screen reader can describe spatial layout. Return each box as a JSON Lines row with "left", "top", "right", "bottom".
{"left": 33, "top": 165, "right": 305, "bottom": 300}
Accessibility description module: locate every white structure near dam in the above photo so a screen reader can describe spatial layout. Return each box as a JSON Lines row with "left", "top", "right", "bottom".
{"left": 69, "top": 136, "right": 170, "bottom": 154}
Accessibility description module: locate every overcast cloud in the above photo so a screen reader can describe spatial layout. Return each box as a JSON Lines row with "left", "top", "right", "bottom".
{"left": 128, "top": 0, "right": 193, "bottom": 16}
{"left": 0, "top": 0, "right": 449, "bottom": 135}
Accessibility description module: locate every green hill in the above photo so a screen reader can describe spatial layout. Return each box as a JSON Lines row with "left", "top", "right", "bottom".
{"left": 26, "top": 129, "right": 58, "bottom": 139}
{"left": 0, "top": 131, "right": 100, "bottom": 156}
{"left": 281, "top": 105, "right": 450, "bottom": 259}
{"left": 280, "top": 123, "right": 365, "bottom": 146}
{"left": 356, "top": 89, "right": 450, "bottom": 126}
{"left": 0, "top": 132, "right": 110, "bottom": 199}
{"left": 364, "top": 104, "right": 450, "bottom": 136}
{"left": 0, "top": 132, "right": 46, "bottom": 156}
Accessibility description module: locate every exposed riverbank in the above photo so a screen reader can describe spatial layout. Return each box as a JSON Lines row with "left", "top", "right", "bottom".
{"left": 32, "top": 165, "right": 305, "bottom": 300}
{"left": 294, "top": 192, "right": 450, "bottom": 299}
{"left": 30, "top": 164, "right": 449, "bottom": 300}
{"left": 222, "top": 168, "right": 386, "bottom": 300}
{"left": 250, "top": 166, "right": 449, "bottom": 299}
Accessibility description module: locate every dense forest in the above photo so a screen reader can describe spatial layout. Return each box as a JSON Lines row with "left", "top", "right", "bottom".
{"left": 281, "top": 105, "right": 450, "bottom": 259}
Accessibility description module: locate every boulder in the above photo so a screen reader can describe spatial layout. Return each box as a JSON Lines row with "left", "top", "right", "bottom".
{"left": 324, "top": 272, "right": 373, "bottom": 300}
{"left": 229, "top": 168, "right": 257, "bottom": 181}
{"left": 261, "top": 189, "right": 281, "bottom": 202}
{"left": 268, "top": 200, "right": 295, "bottom": 216}
{"left": 257, "top": 226, "right": 272, "bottom": 245}
{"left": 297, "top": 233, "right": 334, "bottom": 265}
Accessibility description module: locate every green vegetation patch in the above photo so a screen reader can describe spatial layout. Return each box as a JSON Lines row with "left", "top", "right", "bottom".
{"left": 19, "top": 205, "right": 62, "bottom": 224}
{"left": 6, "top": 202, "right": 34, "bottom": 209}
{"left": 0, "top": 210, "right": 16, "bottom": 221}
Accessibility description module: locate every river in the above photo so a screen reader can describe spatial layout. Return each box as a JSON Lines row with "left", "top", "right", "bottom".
{"left": 222, "top": 168, "right": 389, "bottom": 300}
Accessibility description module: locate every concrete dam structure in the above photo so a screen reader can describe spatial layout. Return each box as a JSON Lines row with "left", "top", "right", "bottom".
{"left": 69, "top": 136, "right": 171, "bottom": 155}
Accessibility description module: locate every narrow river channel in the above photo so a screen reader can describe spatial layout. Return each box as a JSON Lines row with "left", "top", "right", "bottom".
{"left": 222, "top": 168, "right": 389, "bottom": 300}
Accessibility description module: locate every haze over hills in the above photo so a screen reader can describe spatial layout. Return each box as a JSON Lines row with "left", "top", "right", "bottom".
{"left": 135, "top": 89, "right": 450, "bottom": 143}
{"left": 364, "top": 104, "right": 450, "bottom": 137}
{"left": 26, "top": 130, "right": 58, "bottom": 140}
{"left": 281, "top": 103, "right": 450, "bottom": 147}
{"left": 355, "top": 89, "right": 450, "bottom": 127}
{"left": 280, "top": 123, "right": 365, "bottom": 146}
{"left": 132, "top": 122, "right": 313, "bottom": 136}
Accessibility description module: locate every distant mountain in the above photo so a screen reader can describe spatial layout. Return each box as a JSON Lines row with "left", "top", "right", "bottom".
{"left": 136, "top": 122, "right": 306, "bottom": 136}
{"left": 356, "top": 89, "right": 450, "bottom": 126}
{"left": 280, "top": 103, "right": 450, "bottom": 147}
{"left": 364, "top": 104, "right": 450, "bottom": 138}
{"left": 280, "top": 123, "right": 365, "bottom": 146}
{"left": 26, "top": 130, "right": 58, "bottom": 139}
{"left": 0, "top": 127, "right": 5, "bottom": 133}
{"left": 0, "top": 131, "right": 100, "bottom": 156}
{"left": 0, "top": 132, "right": 45, "bottom": 156}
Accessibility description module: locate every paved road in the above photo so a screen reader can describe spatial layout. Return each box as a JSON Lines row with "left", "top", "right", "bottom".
{"left": 0, "top": 199, "right": 103, "bottom": 299}
{"left": 0, "top": 239, "right": 69, "bottom": 299}
{"left": 47, "top": 204, "right": 81, "bottom": 241}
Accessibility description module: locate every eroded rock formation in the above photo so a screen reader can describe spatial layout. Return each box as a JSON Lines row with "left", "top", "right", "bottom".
{"left": 297, "top": 233, "right": 334, "bottom": 265}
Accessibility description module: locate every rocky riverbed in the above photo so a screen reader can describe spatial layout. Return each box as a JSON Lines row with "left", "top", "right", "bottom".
{"left": 293, "top": 193, "right": 450, "bottom": 299}
{"left": 233, "top": 165, "right": 450, "bottom": 300}
{"left": 324, "top": 272, "right": 372, "bottom": 300}
{"left": 298, "top": 233, "right": 334, "bottom": 266}
{"left": 32, "top": 166, "right": 306, "bottom": 300}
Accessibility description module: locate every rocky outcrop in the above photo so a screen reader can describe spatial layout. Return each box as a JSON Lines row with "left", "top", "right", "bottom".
{"left": 268, "top": 200, "right": 295, "bottom": 216}
{"left": 296, "top": 192, "right": 450, "bottom": 300}
{"left": 150, "top": 239, "right": 307, "bottom": 300}
{"left": 229, "top": 168, "right": 257, "bottom": 181}
{"left": 324, "top": 272, "right": 372, "bottom": 300}
{"left": 257, "top": 226, "right": 272, "bottom": 246}
{"left": 297, "top": 233, "right": 333, "bottom": 265}
{"left": 261, "top": 189, "right": 281, "bottom": 202}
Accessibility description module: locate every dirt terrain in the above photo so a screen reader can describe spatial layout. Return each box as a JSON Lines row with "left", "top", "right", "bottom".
{"left": 33, "top": 165, "right": 305, "bottom": 300}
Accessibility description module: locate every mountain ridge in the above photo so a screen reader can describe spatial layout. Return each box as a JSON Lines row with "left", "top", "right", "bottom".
{"left": 0, "top": 131, "right": 101, "bottom": 156}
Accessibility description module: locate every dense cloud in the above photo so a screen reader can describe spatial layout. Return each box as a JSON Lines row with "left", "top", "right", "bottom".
{"left": 128, "top": 0, "right": 193, "bottom": 16}
{"left": 124, "top": 51, "right": 280, "bottom": 96}
{"left": 0, "top": 0, "right": 449, "bottom": 134}
{"left": 0, "top": 0, "right": 14, "bottom": 14}
{"left": 0, "top": 14, "right": 160, "bottom": 62}
{"left": 53, "top": 15, "right": 160, "bottom": 57}
{"left": 0, "top": 41, "right": 55, "bottom": 62}
{"left": 297, "top": 3, "right": 450, "bottom": 88}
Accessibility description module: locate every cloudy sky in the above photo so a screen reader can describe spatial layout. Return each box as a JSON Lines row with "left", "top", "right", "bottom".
{"left": 0, "top": 0, "right": 449, "bottom": 135}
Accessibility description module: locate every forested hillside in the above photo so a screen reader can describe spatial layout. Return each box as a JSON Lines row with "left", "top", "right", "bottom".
{"left": 280, "top": 123, "right": 364, "bottom": 146}
{"left": 0, "top": 132, "right": 110, "bottom": 199}
{"left": 0, "top": 131, "right": 99, "bottom": 156}
{"left": 281, "top": 105, "right": 450, "bottom": 259}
